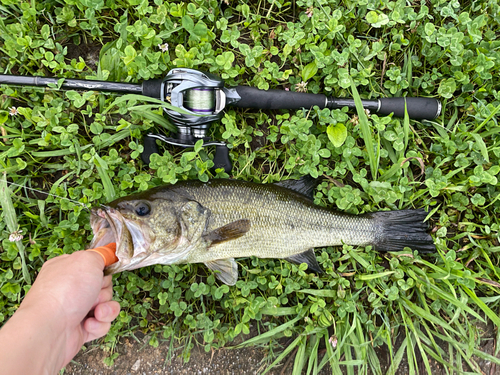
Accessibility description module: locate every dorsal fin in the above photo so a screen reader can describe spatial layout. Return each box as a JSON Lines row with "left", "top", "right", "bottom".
{"left": 273, "top": 176, "right": 318, "bottom": 200}
{"left": 203, "top": 219, "right": 251, "bottom": 245}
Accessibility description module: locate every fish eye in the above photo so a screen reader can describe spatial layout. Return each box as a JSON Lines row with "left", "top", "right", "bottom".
{"left": 135, "top": 202, "right": 151, "bottom": 216}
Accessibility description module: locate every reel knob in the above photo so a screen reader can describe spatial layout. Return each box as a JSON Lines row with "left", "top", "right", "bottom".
{"left": 141, "top": 135, "right": 159, "bottom": 165}
{"left": 212, "top": 145, "right": 232, "bottom": 174}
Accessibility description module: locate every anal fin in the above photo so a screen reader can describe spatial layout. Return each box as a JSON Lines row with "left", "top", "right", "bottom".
{"left": 203, "top": 219, "right": 251, "bottom": 246}
{"left": 285, "top": 249, "right": 323, "bottom": 274}
{"left": 205, "top": 258, "right": 239, "bottom": 285}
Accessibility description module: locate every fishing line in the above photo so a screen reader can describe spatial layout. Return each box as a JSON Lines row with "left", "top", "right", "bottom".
{"left": 183, "top": 88, "right": 216, "bottom": 113}
{"left": 0, "top": 179, "right": 91, "bottom": 211}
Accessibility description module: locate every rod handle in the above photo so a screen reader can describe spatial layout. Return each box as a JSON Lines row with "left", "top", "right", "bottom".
{"left": 141, "top": 79, "right": 163, "bottom": 100}
{"left": 231, "top": 85, "right": 327, "bottom": 110}
{"left": 377, "top": 97, "right": 441, "bottom": 120}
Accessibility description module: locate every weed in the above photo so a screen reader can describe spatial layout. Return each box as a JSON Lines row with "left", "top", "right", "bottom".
{"left": 1, "top": 0, "right": 500, "bottom": 374}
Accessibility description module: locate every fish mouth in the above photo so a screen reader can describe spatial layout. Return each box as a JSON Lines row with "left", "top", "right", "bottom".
{"left": 89, "top": 206, "right": 149, "bottom": 275}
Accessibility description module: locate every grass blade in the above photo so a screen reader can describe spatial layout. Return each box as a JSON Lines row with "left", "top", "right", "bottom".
{"left": 292, "top": 336, "right": 307, "bottom": 375}
{"left": 385, "top": 338, "right": 407, "bottom": 375}
{"left": 470, "top": 133, "right": 489, "bottom": 163}
{"left": 406, "top": 267, "right": 485, "bottom": 321}
{"left": 0, "top": 174, "right": 31, "bottom": 284}
{"left": 318, "top": 330, "right": 342, "bottom": 374}
{"left": 261, "top": 335, "right": 302, "bottom": 375}
{"left": 462, "top": 286, "right": 500, "bottom": 327}
{"left": 470, "top": 102, "right": 500, "bottom": 134}
{"left": 356, "top": 271, "right": 395, "bottom": 281}
{"left": 306, "top": 332, "right": 321, "bottom": 375}
{"left": 103, "top": 94, "right": 197, "bottom": 117}
{"left": 350, "top": 78, "right": 379, "bottom": 180}
{"left": 378, "top": 158, "right": 405, "bottom": 182}
{"left": 401, "top": 298, "right": 460, "bottom": 336}
{"left": 236, "top": 316, "right": 301, "bottom": 348}
{"left": 93, "top": 154, "right": 116, "bottom": 202}
{"left": 132, "top": 109, "right": 177, "bottom": 132}
{"left": 397, "top": 99, "right": 410, "bottom": 160}
{"left": 299, "top": 289, "right": 337, "bottom": 298}
{"left": 367, "top": 344, "right": 382, "bottom": 375}
{"left": 260, "top": 307, "right": 297, "bottom": 316}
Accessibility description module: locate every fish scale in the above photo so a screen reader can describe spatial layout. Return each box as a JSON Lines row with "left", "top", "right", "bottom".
{"left": 91, "top": 178, "right": 435, "bottom": 284}
{"left": 178, "top": 181, "right": 378, "bottom": 263}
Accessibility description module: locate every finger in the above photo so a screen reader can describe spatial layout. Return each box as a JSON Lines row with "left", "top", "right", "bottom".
{"left": 94, "top": 301, "right": 121, "bottom": 323}
{"left": 91, "top": 280, "right": 114, "bottom": 309}
{"left": 102, "top": 275, "right": 113, "bottom": 289}
{"left": 78, "top": 250, "right": 106, "bottom": 271}
{"left": 83, "top": 318, "right": 112, "bottom": 342}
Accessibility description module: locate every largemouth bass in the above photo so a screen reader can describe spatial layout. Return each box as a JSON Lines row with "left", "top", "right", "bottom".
{"left": 89, "top": 178, "right": 435, "bottom": 285}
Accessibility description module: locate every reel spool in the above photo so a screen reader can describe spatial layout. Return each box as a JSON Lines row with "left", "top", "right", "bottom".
{"left": 183, "top": 88, "right": 217, "bottom": 114}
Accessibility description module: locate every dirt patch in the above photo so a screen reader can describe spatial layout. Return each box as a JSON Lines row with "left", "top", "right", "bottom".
{"left": 65, "top": 323, "right": 330, "bottom": 375}
{"left": 64, "top": 322, "right": 499, "bottom": 375}
{"left": 67, "top": 338, "right": 279, "bottom": 375}
{"left": 65, "top": 42, "right": 102, "bottom": 71}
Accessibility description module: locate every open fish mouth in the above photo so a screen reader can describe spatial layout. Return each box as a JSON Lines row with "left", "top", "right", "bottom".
{"left": 89, "top": 207, "right": 149, "bottom": 274}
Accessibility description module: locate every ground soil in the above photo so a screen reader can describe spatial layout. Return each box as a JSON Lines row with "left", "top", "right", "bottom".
{"left": 66, "top": 339, "right": 274, "bottom": 375}
{"left": 64, "top": 322, "right": 498, "bottom": 375}
{"left": 65, "top": 42, "right": 102, "bottom": 71}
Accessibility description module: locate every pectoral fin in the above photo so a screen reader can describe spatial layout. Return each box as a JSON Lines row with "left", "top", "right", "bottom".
{"left": 205, "top": 258, "right": 238, "bottom": 285}
{"left": 285, "top": 249, "right": 323, "bottom": 274}
{"left": 203, "top": 219, "right": 251, "bottom": 245}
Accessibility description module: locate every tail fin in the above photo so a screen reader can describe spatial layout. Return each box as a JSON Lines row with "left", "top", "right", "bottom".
{"left": 368, "top": 209, "right": 435, "bottom": 253}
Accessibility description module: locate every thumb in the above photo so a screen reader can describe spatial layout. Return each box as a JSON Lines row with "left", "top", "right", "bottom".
{"left": 86, "top": 243, "right": 118, "bottom": 268}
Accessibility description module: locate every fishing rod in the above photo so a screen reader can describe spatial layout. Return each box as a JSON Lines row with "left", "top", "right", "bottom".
{"left": 0, "top": 68, "right": 442, "bottom": 172}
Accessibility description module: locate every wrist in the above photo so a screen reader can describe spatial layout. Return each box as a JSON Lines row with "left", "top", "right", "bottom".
{"left": 2, "top": 302, "right": 68, "bottom": 374}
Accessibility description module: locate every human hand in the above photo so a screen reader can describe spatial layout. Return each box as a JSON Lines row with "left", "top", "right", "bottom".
{"left": 0, "top": 251, "right": 121, "bottom": 374}
{"left": 24, "top": 251, "right": 121, "bottom": 367}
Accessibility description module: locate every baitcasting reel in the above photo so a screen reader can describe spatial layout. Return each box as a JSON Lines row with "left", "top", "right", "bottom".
{"left": 0, "top": 68, "right": 442, "bottom": 174}
{"left": 141, "top": 69, "right": 242, "bottom": 173}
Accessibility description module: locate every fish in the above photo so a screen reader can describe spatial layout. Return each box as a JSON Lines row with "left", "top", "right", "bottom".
{"left": 89, "top": 177, "right": 435, "bottom": 285}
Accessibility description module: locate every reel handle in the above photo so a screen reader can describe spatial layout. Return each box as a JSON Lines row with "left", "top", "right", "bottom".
{"left": 141, "top": 135, "right": 160, "bottom": 165}
{"left": 213, "top": 145, "right": 232, "bottom": 174}
{"left": 141, "top": 134, "right": 232, "bottom": 174}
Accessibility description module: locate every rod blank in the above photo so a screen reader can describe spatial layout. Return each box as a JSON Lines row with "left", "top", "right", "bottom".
{"left": 0, "top": 74, "right": 143, "bottom": 94}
